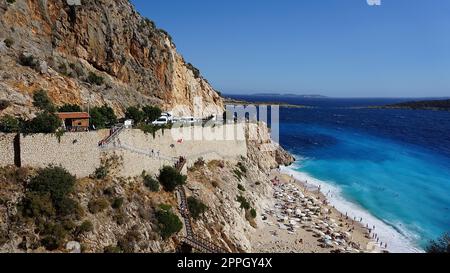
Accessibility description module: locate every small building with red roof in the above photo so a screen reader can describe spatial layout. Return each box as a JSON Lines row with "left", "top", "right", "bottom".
{"left": 57, "top": 112, "right": 90, "bottom": 132}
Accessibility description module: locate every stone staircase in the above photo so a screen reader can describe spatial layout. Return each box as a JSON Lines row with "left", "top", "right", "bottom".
{"left": 98, "top": 125, "right": 125, "bottom": 147}
{"left": 175, "top": 158, "right": 228, "bottom": 254}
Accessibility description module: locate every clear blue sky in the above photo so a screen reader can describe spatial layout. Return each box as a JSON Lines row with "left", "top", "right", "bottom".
{"left": 130, "top": 0, "right": 450, "bottom": 98}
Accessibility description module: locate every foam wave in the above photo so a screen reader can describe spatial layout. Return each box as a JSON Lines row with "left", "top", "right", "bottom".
{"left": 280, "top": 164, "right": 424, "bottom": 253}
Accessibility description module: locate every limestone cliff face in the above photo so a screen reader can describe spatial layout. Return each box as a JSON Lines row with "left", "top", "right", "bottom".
{"left": 0, "top": 0, "right": 223, "bottom": 117}
{"left": 247, "top": 123, "right": 295, "bottom": 170}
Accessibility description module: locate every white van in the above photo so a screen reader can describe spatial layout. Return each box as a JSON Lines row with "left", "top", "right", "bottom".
{"left": 152, "top": 116, "right": 169, "bottom": 125}
{"left": 161, "top": 112, "right": 174, "bottom": 122}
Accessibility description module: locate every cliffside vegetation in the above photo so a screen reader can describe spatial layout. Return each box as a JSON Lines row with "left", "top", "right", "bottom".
{"left": 187, "top": 197, "right": 208, "bottom": 220}
{"left": 158, "top": 166, "right": 187, "bottom": 192}
{"left": 0, "top": 90, "right": 61, "bottom": 134}
{"left": 0, "top": 164, "right": 185, "bottom": 253}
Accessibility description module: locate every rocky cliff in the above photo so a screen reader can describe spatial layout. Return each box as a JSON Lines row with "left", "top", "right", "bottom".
{"left": 0, "top": 124, "right": 294, "bottom": 253}
{"left": 0, "top": 0, "right": 223, "bottom": 118}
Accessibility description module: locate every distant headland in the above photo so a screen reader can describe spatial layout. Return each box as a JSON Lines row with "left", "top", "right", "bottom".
{"left": 380, "top": 99, "right": 450, "bottom": 111}
{"left": 249, "top": 93, "right": 328, "bottom": 99}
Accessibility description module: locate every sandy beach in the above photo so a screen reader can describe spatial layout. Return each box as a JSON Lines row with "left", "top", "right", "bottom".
{"left": 251, "top": 169, "right": 384, "bottom": 253}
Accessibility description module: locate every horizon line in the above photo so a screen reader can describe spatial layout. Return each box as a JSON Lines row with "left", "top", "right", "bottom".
{"left": 223, "top": 93, "right": 450, "bottom": 100}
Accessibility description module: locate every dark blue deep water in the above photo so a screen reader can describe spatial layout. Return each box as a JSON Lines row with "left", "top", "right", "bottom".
{"left": 229, "top": 95, "right": 450, "bottom": 252}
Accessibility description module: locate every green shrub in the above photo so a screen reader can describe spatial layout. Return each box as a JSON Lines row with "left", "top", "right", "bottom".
{"left": 114, "top": 210, "right": 127, "bottom": 225}
{"left": 125, "top": 106, "right": 144, "bottom": 124}
{"left": 142, "top": 105, "right": 162, "bottom": 122}
{"left": 18, "top": 167, "right": 83, "bottom": 250}
{"left": 187, "top": 197, "right": 208, "bottom": 220}
{"left": 62, "top": 219, "right": 76, "bottom": 232}
{"left": 28, "top": 166, "right": 76, "bottom": 205}
{"left": 21, "top": 111, "right": 61, "bottom": 134}
{"left": 158, "top": 204, "right": 172, "bottom": 211}
{"left": 75, "top": 220, "right": 94, "bottom": 236}
{"left": 20, "top": 192, "right": 56, "bottom": 218}
{"left": 237, "top": 162, "right": 247, "bottom": 174}
{"left": 137, "top": 123, "right": 164, "bottom": 137}
{"left": 56, "top": 197, "right": 81, "bottom": 218}
{"left": 87, "top": 72, "right": 104, "bottom": 85}
{"left": 111, "top": 197, "right": 124, "bottom": 209}
{"left": 143, "top": 175, "right": 160, "bottom": 192}
{"left": 90, "top": 105, "right": 117, "bottom": 129}
{"left": 0, "top": 115, "right": 20, "bottom": 133}
{"left": 19, "top": 54, "right": 38, "bottom": 69}
{"left": 186, "top": 62, "right": 200, "bottom": 78}
{"left": 194, "top": 158, "right": 205, "bottom": 168}
{"left": 58, "top": 104, "right": 82, "bottom": 112}
{"left": 117, "top": 230, "right": 141, "bottom": 253}
{"left": 93, "top": 166, "right": 108, "bottom": 179}
{"left": 250, "top": 208, "right": 257, "bottom": 219}
{"left": 88, "top": 198, "right": 109, "bottom": 214}
{"left": 158, "top": 166, "right": 187, "bottom": 192}
{"left": 156, "top": 207, "right": 183, "bottom": 239}
{"left": 238, "top": 184, "right": 245, "bottom": 192}
{"left": 104, "top": 245, "right": 122, "bottom": 253}
{"left": 236, "top": 195, "right": 251, "bottom": 210}
{"left": 32, "top": 90, "right": 55, "bottom": 112}
{"left": 39, "top": 222, "right": 68, "bottom": 251}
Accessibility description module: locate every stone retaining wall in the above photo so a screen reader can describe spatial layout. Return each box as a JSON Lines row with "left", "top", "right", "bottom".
{"left": 20, "top": 131, "right": 103, "bottom": 178}
{"left": 1, "top": 124, "right": 249, "bottom": 178}
{"left": 108, "top": 124, "right": 248, "bottom": 177}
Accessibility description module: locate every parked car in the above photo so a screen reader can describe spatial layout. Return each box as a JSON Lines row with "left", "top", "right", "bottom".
{"left": 161, "top": 112, "right": 174, "bottom": 122}
{"left": 152, "top": 116, "right": 169, "bottom": 125}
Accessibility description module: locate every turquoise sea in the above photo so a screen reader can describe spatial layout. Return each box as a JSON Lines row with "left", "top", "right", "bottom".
{"left": 229, "top": 95, "right": 450, "bottom": 253}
